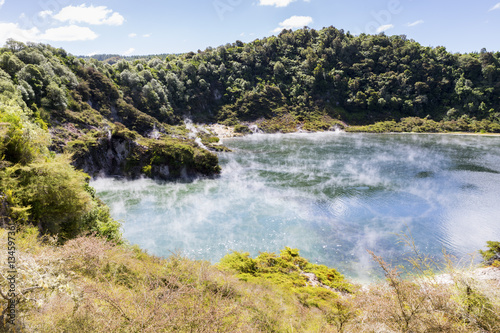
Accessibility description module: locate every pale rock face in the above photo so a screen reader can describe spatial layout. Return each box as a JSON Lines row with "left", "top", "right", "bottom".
{"left": 113, "top": 141, "right": 128, "bottom": 162}
{"left": 180, "top": 167, "right": 188, "bottom": 179}
{"left": 153, "top": 165, "right": 170, "bottom": 178}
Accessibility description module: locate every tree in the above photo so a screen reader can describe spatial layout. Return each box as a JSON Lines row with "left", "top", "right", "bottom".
{"left": 42, "top": 82, "right": 67, "bottom": 110}
{"left": 273, "top": 61, "right": 285, "bottom": 78}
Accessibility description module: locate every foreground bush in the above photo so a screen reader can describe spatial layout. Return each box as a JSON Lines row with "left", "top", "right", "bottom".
{"left": 1, "top": 228, "right": 499, "bottom": 332}
{"left": 0, "top": 230, "right": 355, "bottom": 332}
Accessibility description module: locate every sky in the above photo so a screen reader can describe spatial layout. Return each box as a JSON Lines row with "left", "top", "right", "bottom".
{"left": 0, "top": 0, "right": 499, "bottom": 56}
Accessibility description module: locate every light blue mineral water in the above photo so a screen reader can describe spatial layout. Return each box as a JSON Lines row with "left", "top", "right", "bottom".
{"left": 91, "top": 133, "right": 500, "bottom": 281}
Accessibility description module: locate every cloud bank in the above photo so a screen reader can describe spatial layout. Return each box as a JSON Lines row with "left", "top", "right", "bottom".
{"left": 52, "top": 4, "right": 125, "bottom": 26}
{"left": 259, "top": 0, "right": 297, "bottom": 7}
{"left": 273, "top": 15, "right": 313, "bottom": 33}
{"left": 41, "top": 25, "right": 98, "bottom": 42}
{"left": 376, "top": 24, "right": 394, "bottom": 33}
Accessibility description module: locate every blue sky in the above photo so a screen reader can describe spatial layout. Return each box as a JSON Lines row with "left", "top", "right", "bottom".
{"left": 0, "top": 0, "right": 499, "bottom": 56}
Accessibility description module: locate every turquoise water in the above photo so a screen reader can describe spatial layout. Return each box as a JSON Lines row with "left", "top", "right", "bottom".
{"left": 91, "top": 133, "right": 500, "bottom": 281}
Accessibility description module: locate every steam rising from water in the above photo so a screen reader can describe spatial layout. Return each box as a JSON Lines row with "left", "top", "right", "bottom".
{"left": 92, "top": 133, "right": 500, "bottom": 281}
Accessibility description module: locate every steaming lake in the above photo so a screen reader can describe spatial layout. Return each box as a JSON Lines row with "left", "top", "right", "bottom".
{"left": 91, "top": 133, "right": 500, "bottom": 280}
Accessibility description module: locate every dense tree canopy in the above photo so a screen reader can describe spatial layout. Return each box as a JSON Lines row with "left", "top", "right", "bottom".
{"left": 71, "top": 27, "right": 500, "bottom": 127}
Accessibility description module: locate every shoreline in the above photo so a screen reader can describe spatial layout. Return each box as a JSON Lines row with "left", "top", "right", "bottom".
{"left": 203, "top": 123, "right": 500, "bottom": 140}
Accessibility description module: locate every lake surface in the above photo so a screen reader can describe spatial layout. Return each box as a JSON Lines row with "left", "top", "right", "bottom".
{"left": 91, "top": 133, "right": 500, "bottom": 281}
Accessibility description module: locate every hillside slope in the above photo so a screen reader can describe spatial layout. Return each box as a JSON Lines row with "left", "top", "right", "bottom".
{"left": 83, "top": 27, "right": 500, "bottom": 128}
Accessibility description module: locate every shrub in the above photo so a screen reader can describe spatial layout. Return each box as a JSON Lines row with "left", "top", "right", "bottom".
{"left": 480, "top": 241, "right": 500, "bottom": 266}
{"left": 234, "top": 123, "right": 251, "bottom": 134}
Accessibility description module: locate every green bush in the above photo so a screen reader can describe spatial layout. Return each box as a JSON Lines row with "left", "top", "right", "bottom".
{"left": 219, "top": 247, "right": 351, "bottom": 292}
{"left": 233, "top": 123, "right": 251, "bottom": 134}
{"left": 480, "top": 241, "right": 500, "bottom": 266}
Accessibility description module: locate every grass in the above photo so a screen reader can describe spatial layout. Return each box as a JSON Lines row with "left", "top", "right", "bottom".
{"left": 0, "top": 227, "right": 499, "bottom": 332}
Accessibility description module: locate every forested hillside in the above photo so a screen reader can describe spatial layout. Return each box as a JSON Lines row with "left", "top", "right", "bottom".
{"left": 86, "top": 27, "right": 500, "bottom": 128}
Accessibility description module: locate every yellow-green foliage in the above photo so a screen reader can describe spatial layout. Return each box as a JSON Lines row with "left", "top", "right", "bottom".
{"left": 219, "top": 247, "right": 353, "bottom": 324}
{"left": 0, "top": 95, "right": 121, "bottom": 242}
{"left": 0, "top": 102, "right": 50, "bottom": 165}
{"left": 2, "top": 155, "right": 92, "bottom": 232}
{"left": 234, "top": 123, "right": 251, "bottom": 134}
{"left": 220, "top": 247, "right": 350, "bottom": 291}
{"left": 148, "top": 138, "right": 220, "bottom": 176}
{"left": 302, "top": 114, "right": 344, "bottom": 132}
{"left": 258, "top": 112, "right": 298, "bottom": 133}
{"left": 1, "top": 154, "right": 121, "bottom": 241}
{"left": 480, "top": 241, "right": 500, "bottom": 266}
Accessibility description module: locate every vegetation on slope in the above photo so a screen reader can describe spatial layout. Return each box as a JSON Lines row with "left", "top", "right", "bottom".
{"left": 345, "top": 116, "right": 500, "bottom": 133}
{"left": 0, "top": 98, "right": 120, "bottom": 242}
{"left": 1, "top": 227, "right": 499, "bottom": 332}
{"left": 84, "top": 27, "right": 500, "bottom": 131}
{"left": 1, "top": 28, "right": 500, "bottom": 186}
{"left": 0, "top": 39, "right": 220, "bottom": 182}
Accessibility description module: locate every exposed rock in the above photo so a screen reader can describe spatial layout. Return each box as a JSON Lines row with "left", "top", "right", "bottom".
{"left": 300, "top": 271, "right": 351, "bottom": 296}
{"left": 70, "top": 134, "right": 220, "bottom": 181}
{"left": 302, "top": 272, "right": 326, "bottom": 288}
{"left": 206, "top": 124, "right": 239, "bottom": 139}
{"left": 416, "top": 266, "right": 500, "bottom": 288}
{"left": 71, "top": 136, "right": 145, "bottom": 178}
{"left": 484, "top": 253, "right": 500, "bottom": 267}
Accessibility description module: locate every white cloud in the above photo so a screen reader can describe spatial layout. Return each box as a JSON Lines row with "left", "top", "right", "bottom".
{"left": 53, "top": 4, "right": 125, "bottom": 26}
{"left": 376, "top": 24, "right": 394, "bottom": 33}
{"left": 0, "top": 21, "right": 98, "bottom": 44}
{"left": 143, "top": 33, "right": 151, "bottom": 38}
{"left": 40, "top": 25, "right": 98, "bottom": 41}
{"left": 0, "top": 0, "right": 5, "bottom": 8}
{"left": 489, "top": 2, "right": 500, "bottom": 11}
{"left": 407, "top": 20, "right": 424, "bottom": 27}
{"left": 105, "top": 12, "right": 125, "bottom": 26}
{"left": 123, "top": 48, "right": 135, "bottom": 56}
{"left": 129, "top": 33, "right": 137, "bottom": 38}
{"left": 0, "top": 23, "right": 40, "bottom": 44}
{"left": 259, "top": 0, "right": 297, "bottom": 7}
{"left": 273, "top": 15, "right": 313, "bottom": 33}
{"left": 39, "top": 10, "right": 53, "bottom": 18}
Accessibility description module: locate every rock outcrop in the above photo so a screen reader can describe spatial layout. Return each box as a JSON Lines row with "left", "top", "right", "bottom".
{"left": 69, "top": 132, "right": 220, "bottom": 181}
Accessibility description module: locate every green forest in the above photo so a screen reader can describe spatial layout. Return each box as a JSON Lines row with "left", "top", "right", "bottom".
{"left": 1, "top": 27, "right": 500, "bottom": 332}
{"left": 81, "top": 27, "right": 500, "bottom": 129}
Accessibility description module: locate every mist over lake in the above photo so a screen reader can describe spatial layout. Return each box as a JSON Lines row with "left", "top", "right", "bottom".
{"left": 91, "top": 133, "right": 500, "bottom": 281}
